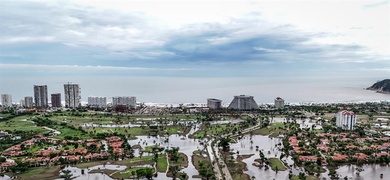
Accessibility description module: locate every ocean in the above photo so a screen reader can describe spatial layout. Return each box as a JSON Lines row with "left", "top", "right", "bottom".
{"left": 1, "top": 75, "right": 389, "bottom": 105}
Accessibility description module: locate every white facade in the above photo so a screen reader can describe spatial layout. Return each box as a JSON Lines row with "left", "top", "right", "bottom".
{"left": 228, "top": 95, "right": 258, "bottom": 110}
{"left": 1, "top": 94, "right": 12, "bottom": 107}
{"left": 88, "top": 97, "right": 107, "bottom": 107}
{"left": 336, "top": 110, "right": 357, "bottom": 131}
{"left": 34, "top": 85, "right": 48, "bottom": 108}
{"left": 112, "top": 96, "right": 136, "bottom": 108}
{"left": 207, "top": 98, "right": 222, "bottom": 109}
{"left": 274, "top": 97, "right": 285, "bottom": 109}
{"left": 24, "top": 97, "right": 33, "bottom": 108}
{"left": 19, "top": 100, "right": 25, "bottom": 107}
{"left": 64, "top": 84, "right": 81, "bottom": 108}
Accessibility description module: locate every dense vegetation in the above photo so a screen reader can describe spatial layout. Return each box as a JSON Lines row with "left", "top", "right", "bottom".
{"left": 367, "top": 79, "right": 390, "bottom": 93}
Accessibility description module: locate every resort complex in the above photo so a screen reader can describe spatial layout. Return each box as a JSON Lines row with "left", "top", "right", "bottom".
{"left": 0, "top": 95, "right": 389, "bottom": 180}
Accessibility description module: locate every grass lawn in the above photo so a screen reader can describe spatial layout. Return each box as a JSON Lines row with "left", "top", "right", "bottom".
{"left": 76, "top": 160, "right": 109, "bottom": 168}
{"left": 157, "top": 155, "right": 168, "bottom": 172}
{"left": 85, "top": 125, "right": 190, "bottom": 136}
{"left": 59, "top": 144, "right": 84, "bottom": 151}
{"left": 304, "top": 164, "right": 326, "bottom": 173}
{"left": 251, "top": 122, "right": 289, "bottom": 137}
{"left": 290, "top": 175, "right": 319, "bottom": 180}
{"left": 168, "top": 153, "right": 188, "bottom": 168}
{"left": 268, "top": 158, "right": 287, "bottom": 171}
{"left": 10, "top": 166, "right": 61, "bottom": 180}
{"left": 232, "top": 173, "right": 250, "bottom": 180}
{"left": 0, "top": 115, "right": 48, "bottom": 133}
{"left": 51, "top": 125, "right": 91, "bottom": 139}
{"left": 111, "top": 167, "right": 154, "bottom": 179}
{"left": 26, "top": 144, "right": 50, "bottom": 153}
{"left": 192, "top": 153, "right": 212, "bottom": 170}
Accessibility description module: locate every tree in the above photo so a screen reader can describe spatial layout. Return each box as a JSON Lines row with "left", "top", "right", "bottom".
{"left": 218, "top": 137, "right": 230, "bottom": 152}
{"left": 166, "top": 147, "right": 180, "bottom": 162}
{"left": 169, "top": 165, "right": 180, "bottom": 180}
{"left": 298, "top": 172, "right": 306, "bottom": 180}
{"left": 60, "top": 169, "right": 73, "bottom": 180}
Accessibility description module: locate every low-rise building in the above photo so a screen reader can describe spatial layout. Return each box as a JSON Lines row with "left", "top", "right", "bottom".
{"left": 207, "top": 98, "right": 222, "bottom": 109}
{"left": 274, "top": 97, "right": 285, "bottom": 109}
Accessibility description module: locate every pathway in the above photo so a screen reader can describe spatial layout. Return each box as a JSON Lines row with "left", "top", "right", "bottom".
{"left": 208, "top": 120, "right": 263, "bottom": 180}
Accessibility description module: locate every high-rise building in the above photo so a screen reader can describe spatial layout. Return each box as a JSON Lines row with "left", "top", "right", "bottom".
{"left": 64, "top": 83, "right": 81, "bottom": 108}
{"left": 19, "top": 100, "right": 25, "bottom": 107}
{"left": 112, "top": 96, "right": 136, "bottom": 108}
{"left": 24, "top": 97, "right": 33, "bottom": 108}
{"left": 228, "top": 95, "right": 258, "bottom": 110}
{"left": 34, "top": 85, "right": 48, "bottom": 108}
{"left": 207, "top": 98, "right": 222, "bottom": 109}
{"left": 1, "top": 94, "right": 12, "bottom": 107}
{"left": 88, "top": 96, "right": 107, "bottom": 107}
{"left": 336, "top": 110, "right": 357, "bottom": 131}
{"left": 51, "top": 93, "right": 61, "bottom": 108}
{"left": 274, "top": 97, "right": 285, "bottom": 109}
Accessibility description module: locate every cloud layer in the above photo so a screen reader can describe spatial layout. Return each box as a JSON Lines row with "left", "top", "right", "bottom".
{"left": 0, "top": 0, "right": 389, "bottom": 78}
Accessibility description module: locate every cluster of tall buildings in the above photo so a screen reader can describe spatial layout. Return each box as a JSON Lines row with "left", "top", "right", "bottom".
{"left": 207, "top": 95, "right": 285, "bottom": 110}
{"left": 0, "top": 83, "right": 138, "bottom": 109}
{"left": 1, "top": 83, "right": 80, "bottom": 109}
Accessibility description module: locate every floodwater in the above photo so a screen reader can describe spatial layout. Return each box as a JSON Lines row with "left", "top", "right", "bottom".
{"left": 4, "top": 118, "right": 389, "bottom": 180}
{"left": 230, "top": 134, "right": 390, "bottom": 180}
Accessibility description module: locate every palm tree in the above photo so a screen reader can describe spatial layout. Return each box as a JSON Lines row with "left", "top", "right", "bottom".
{"left": 169, "top": 165, "right": 180, "bottom": 180}
{"left": 218, "top": 137, "right": 230, "bottom": 152}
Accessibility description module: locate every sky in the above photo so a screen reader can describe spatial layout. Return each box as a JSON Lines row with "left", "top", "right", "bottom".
{"left": 0, "top": 0, "right": 389, "bottom": 103}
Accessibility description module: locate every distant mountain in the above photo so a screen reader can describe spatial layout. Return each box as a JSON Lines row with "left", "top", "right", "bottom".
{"left": 367, "top": 79, "right": 390, "bottom": 94}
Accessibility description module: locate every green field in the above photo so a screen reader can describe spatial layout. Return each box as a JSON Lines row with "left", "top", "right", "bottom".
{"left": 111, "top": 167, "right": 154, "bottom": 179}
{"left": 50, "top": 125, "right": 92, "bottom": 139}
{"left": 157, "top": 155, "right": 168, "bottom": 172}
{"left": 251, "top": 122, "right": 290, "bottom": 137}
{"left": 0, "top": 115, "right": 47, "bottom": 133}
{"left": 268, "top": 158, "right": 287, "bottom": 171}
{"left": 9, "top": 166, "right": 60, "bottom": 180}
{"left": 290, "top": 175, "right": 319, "bottom": 180}
{"left": 85, "top": 125, "right": 190, "bottom": 136}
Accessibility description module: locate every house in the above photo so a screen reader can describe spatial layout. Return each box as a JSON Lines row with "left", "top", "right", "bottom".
{"left": 0, "top": 161, "right": 16, "bottom": 170}
{"left": 332, "top": 153, "right": 348, "bottom": 161}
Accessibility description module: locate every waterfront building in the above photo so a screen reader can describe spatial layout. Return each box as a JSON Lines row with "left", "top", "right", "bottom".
{"left": 112, "top": 96, "right": 136, "bottom": 108}
{"left": 34, "top": 85, "right": 48, "bottom": 108}
{"left": 24, "top": 97, "right": 33, "bottom": 108}
{"left": 88, "top": 96, "right": 107, "bottom": 107}
{"left": 51, "top": 93, "right": 61, "bottom": 108}
{"left": 1, "top": 94, "right": 12, "bottom": 107}
{"left": 274, "top": 97, "right": 285, "bottom": 109}
{"left": 64, "top": 83, "right": 81, "bottom": 108}
{"left": 207, "top": 98, "right": 222, "bottom": 109}
{"left": 228, "top": 95, "right": 258, "bottom": 110}
{"left": 336, "top": 110, "right": 357, "bottom": 131}
{"left": 19, "top": 100, "right": 25, "bottom": 107}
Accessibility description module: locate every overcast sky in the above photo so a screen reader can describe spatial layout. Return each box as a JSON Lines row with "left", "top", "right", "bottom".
{"left": 0, "top": 0, "right": 389, "bottom": 102}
